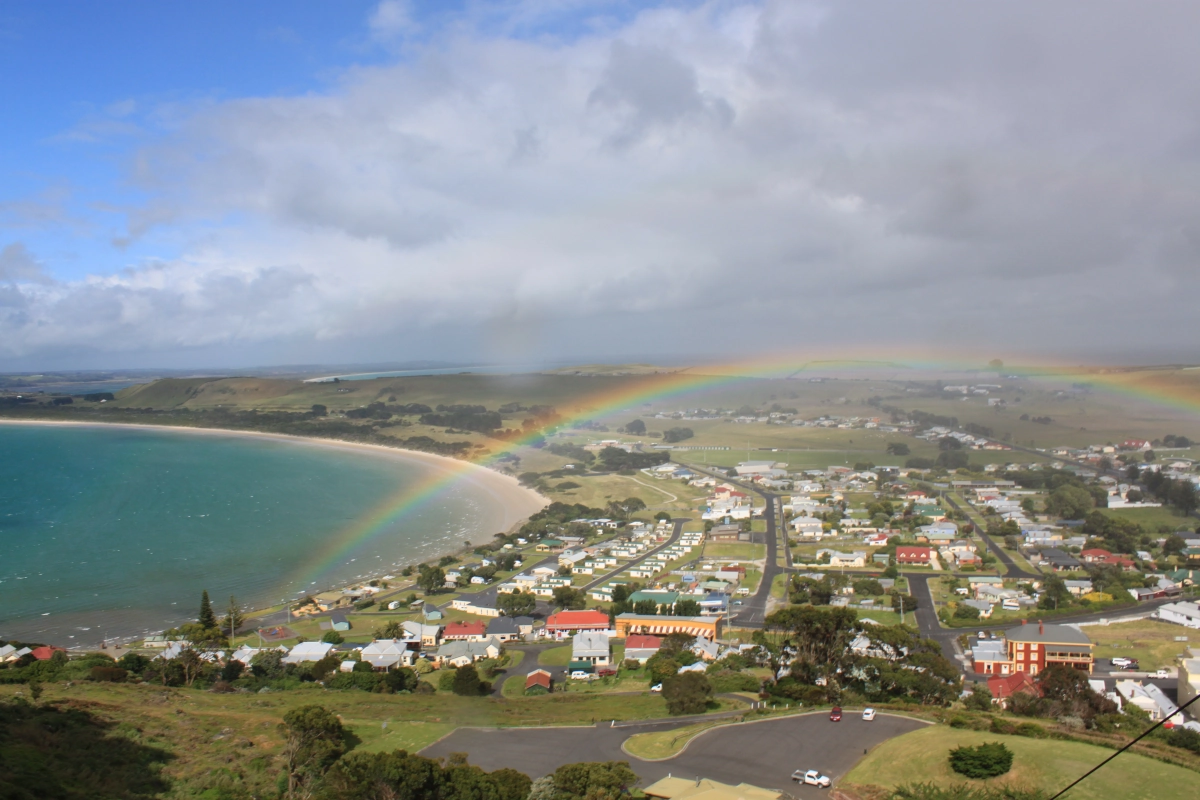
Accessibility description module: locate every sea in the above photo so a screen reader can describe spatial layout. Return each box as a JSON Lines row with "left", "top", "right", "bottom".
{"left": 0, "top": 423, "right": 512, "bottom": 647}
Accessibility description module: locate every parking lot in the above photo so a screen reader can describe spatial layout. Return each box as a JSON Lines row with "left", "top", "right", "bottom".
{"left": 421, "top": 711, "right": 928, "bottom": 796}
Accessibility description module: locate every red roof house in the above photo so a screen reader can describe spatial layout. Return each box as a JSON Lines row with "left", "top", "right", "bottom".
{"left": 1080, "top": 548, "right": 1112, "bottom": 563}
{"left": 545, "top": 609, "right": 610, "bottom": 634}
{"left": 524, "top": 669, "right": 553, "bottom": 693}
{"left": 442, "top": 621, "right": 488, "bottom": 641}
{"left": 896, "top": 546, "right": 933, "bottom": 565}
{"left": 987, "top": 672, "right": 1041, "bottom": 708}
{"left": 31, "top": 646, "right": 66, "bottom": 661}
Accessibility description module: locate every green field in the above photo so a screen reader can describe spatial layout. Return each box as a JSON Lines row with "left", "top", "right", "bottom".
{"left": 845, "top": 725, "right": 1198, "bottom": 800}
{"left": 702, "top": 542, "right": 766, "bottom": 561}
{"left": 1087, "top": 620, "right": 1194, "bottom": 669}
{"left": 1100, "top": 506, "right": 1196, "bottom": 533}
{"left": 538, "top": 645, "right": 573, "bottom": 666}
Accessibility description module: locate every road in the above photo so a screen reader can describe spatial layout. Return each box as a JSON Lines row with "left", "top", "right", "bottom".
{"left": 673, "top": 460, "right": 782, "bottom": 629}
{"left": 422, "top": 711, "right": 927, "bottom": 795}
{"left": 940, "top": 492, "right": 1037, "bottom": 580}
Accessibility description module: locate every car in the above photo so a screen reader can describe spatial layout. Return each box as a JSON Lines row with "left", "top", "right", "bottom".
{"left": 733, "top": 600, "right": 743, "bottom": 606}
{"left": 1110, "top": 657, "right": 1132, "bottom": 668}
{"left": 569, "top": 670, "right": 593, "bottom": 680}
{"left": 649, "top": 683, "right": 663, "bottom": 693}
{"left": 790, "top": 770, "right": 831, "bottom": 788}
{"left": 862, "top": 707, "right": 877, "bottom": 721}
{"left": 1155, "top": 668, "right": 1170, "bottom": 679}
{"left": 977, "top": 631, "right": 988, "bottom": 640}
{"left": 829, "top": 707, "right": 842, "bottom": 721}
{"left": 1124, "top": 659, "right": 1140, "bottom": 670}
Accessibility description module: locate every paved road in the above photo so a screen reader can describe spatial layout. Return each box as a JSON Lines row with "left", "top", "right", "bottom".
{"left": 940, "top": 493, "right": 1037, "bottom": 580}
{"left": 422, "top": 711, "right": 928, "bottom": 795}
{"left": 579, "top": 518, "right": 687, "bottom": 593}
{"left": 675, "top": 461, "right": 781, "bottom": 629}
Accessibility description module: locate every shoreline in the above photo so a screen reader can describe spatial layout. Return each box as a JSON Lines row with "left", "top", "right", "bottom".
{"left": 0, "top": 418, "right": 549, "bottom": 648}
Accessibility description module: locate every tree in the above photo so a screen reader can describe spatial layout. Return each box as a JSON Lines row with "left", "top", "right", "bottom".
{"left": 322, "top": 631, "right": 344, "bottom": 644}
{"left": 964, "top": 683, "right": 994, "bottom": 711}
{"left": 1164, "top": 534, "right": 1187, "bottom": 557}
{"left": 632, "top": 599, "right": 659, "bottom": 616}
{"left": 552, "top": 586, "right": 587, "bottom": 610}
{"left": 1039, "top": 573, "right": 1072, "bottom": 610}
{"left": 418, "top": 565, "right": 446, "bottom": 594}
{"left": 948, "top": 742, "right": 1013, "bottom": 779}
{"left": 644, "top": 653, "right": 681, "bottom": 686}
{"left": 452, "top": 664, "right": 489, "bottom": 696}
{"left": 674, "top": 598, "right": 701, "bottom": 616}
{"left": 220, "top": 596, "right": 245, "bottom": 641}
{"left": 198, "top": 590, "right": 216, "bottom": 629}
{"left": 311, "top": 404, "right": 327, "bottom": 416}
{"left": 624, "top": 419, "right": 647, "bottom": 435}
{"left": 374, "top": 620, "right": 405, "bottom": 639}
{"left": 549, "top": 761, "right": 640, "bottom": 800}
{"left": 281, "top": 705, "right": 346, "bottom": 798}
{"left": 497, "top": 590, "right": 537, "bottom": 616}
{"left": 1045, "top": 484, "right": 1094, "bottom": 519}
{"left": 887, "top": 442, "right": 910, "bottom": 456}
{"left": 662, "top": 427, "right": 694, "bottom": 443}
{"left": 662, "top": 672, "right": 713, "bottom": 715}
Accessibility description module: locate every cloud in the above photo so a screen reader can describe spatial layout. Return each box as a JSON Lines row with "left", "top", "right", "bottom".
{"left": 0, "top": 243, "right": 53, "bottom": 284}
{"left": 368, "top": 0, "right": 419, "bottom": 41}
{"left": 6, "top": 0, "right": 1200, "bottom": 365}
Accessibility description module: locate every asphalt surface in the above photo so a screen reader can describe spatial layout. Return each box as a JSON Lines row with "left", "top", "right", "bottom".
{"left": 421, "top": 711, "right": 928, "bottom": 795}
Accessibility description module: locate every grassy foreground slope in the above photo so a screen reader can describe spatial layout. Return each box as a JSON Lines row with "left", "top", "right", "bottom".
{"left": 844, "top": 726, "right": 1195, "bottom": 800}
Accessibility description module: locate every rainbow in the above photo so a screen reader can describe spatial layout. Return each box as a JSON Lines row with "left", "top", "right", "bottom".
{"left": 284, "top": 349, "right": 1200, "bottom": 594}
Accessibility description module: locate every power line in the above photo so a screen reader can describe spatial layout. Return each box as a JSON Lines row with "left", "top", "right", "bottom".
{"left": 1048, "top": 691, "right": 1200, "bottom": 800}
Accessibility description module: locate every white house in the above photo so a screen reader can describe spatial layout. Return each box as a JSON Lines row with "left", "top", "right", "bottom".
{"left": 283, "top": 641, "right": 336, "bottom": 665}
{"left": 360, "top": 639, "right": 415, "bottom": 670}
{"left": 1157, "top": 601, "right": 1200, "bottom": 629}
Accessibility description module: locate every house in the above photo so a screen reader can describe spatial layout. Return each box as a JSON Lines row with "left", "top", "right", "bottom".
{"left": 1038, "top": 548, "right": 1082, "bottom": 571}
{"left": 571, "top": 632, "right": 612, "bottom": 667}
{"left": 823, "top": 550, "right": 867, "bottom": 568}
{"left": 1179, "top": 653, "right": 1200, "bottom": 708}
{"left": 987, "top": 672, "right": 1041, "bottom": 708}
{"left": 1157, "top": 600, "right": 1200, "bottom": 629}
{"left": 402, "top": 620, "right": 443, "bottom": 647}
{"left": 360, "top": 639, "right": 414, "bottom": 670}
{"left": 896, "top": 546, "right": 933, "bottom": 565}
{"left": 962, "top": 599, "right": 994, "bottom": 618}
{"left": 545, "top": 609, "right": 611, "bottom": 635}
{"left": 435, "top": 637, "right": 502, "bottom": 668}
{"left": 971, "top": 640, "right": 1012, "bottom": 676}
{"left": 486, "top": 616, "right": 522, "bottom": 642}
{"left": 442, "top": 621, "right": 489, "bottom": 641}
{"left": 629, "top": 590, "right": 681, "bottom": 612}
{"left": 624, "top": 634, "right": 663, "bottom": 663}
{"left": 1080, "top": 548, "right": 1112, "bottom": 563}
{"left": 709, "top": 524, "right": 747, "bottom": 542}
{"left": 642, "top": 776, "right": 781, "bottom": 800}
{"left": 30, "top": 645, "right": 67, "bottom": 661}
{"left": 1116, "top": 679, "right": 1178, "bottom": 721}
{"left": 1063, "top": 580, "right": 1094, "bottom": 597}
{"left": 1004, "top": 621, "right": 1094, "bottom": 676}
{"left": 450, "top": 597, "right": 501, "bottom": 617}
{"left": 422, "top": 603, "right": 443, "bottom": 621}
{"left": 615, "top": 613, "right": 723, "bottom": 641}
{"left": 329, "top": 613, "right": 351, "bottom": 632}
{"left": 535, "top": 539, "right": 564, "bottom": 553}
{"left": 283, "top": 642, "right": 335, "bottom": 665}
{"left": 692, "top": 637, "right": 720, "bottom": 661}
{"left": 524, "top": 668, "right": 553, "bottom": 695}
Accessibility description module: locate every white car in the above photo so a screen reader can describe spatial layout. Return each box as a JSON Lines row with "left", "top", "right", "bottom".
{"left": 650, "top": 683, "right": 663, "bottom": 693}
{"left": 1110, "top": 657, "right": 1132, "bottom": 668}
{"left": 570, "top": 670, "right": 593, "bottom": 680}
{"left": 1155, "top": 668, "right": 1170, "bottom": 679}
{"left": 862, "top": 707, "right": 877, "bottom": 721}
{"left": 791, "top": 770, "right": 831, "bottom": 788}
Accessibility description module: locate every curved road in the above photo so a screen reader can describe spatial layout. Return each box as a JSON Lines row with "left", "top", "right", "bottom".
{"left": 422, "top": 711, "right": 927, "bottom": 795}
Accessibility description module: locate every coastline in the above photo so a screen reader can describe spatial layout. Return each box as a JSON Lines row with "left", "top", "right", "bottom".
{"left": 0, "top": 418, "right": 549, "bottom": 646}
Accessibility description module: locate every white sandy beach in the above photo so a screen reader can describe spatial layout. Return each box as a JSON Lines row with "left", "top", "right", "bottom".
{"left": 0, "top": 418, "right": 548, "bottom": 546}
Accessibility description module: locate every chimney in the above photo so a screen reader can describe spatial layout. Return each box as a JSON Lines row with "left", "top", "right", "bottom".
{"left": 1039, "top": 620, "right": 1044, "bottom": 636}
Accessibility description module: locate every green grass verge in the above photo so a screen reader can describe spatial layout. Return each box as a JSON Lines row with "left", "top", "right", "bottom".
{"left": 623, "top": 720, "right": 725, "bottom": 759}
{"left": 702, "top": 543, "right": 766, "bottom": 561}
{"left": 844, "top": 725, "right": 1197, "bottom": 800}
{"left": 538, "top": 645, "right": 573, "bottom": 666}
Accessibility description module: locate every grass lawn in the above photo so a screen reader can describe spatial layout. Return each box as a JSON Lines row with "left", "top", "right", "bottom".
{"left": 1087, "top": 620, "right": 1194, "bottom": 669}
{"left": 702, "top": 543, "right": 766, "bottom": 561}
{"left": 844, "top": 725, "right": 1198, "bottom": 800}
{"left": 538, "top": 645, "right": 573, "bottom": 666}
{"left": 1101, "top": 506, "right": 1195, "bottom": 533}
{"left": 623, "top": 720, "right": 725, "bottom": 759}
{"left": 742, "top": 567, "right": 763, "bottom": 593}
{"left": 857, "top": 609, "right": 910, "bottom": 627}
{"left": 770, "top": 573, "right": 788, "bottom": 600}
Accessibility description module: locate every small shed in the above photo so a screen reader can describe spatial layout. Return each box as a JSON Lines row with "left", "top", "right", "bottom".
{"left": 330, "top": 613, "right": 351, "bottom": 632}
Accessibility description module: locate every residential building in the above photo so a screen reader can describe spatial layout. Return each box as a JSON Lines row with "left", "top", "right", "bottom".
{"left": 544, "top": 609, "right": 611, "bottom": 635}
{"left": 1157, "top": 600, "right": 1200, "bottom": 629}
{"left": 283, "top": 642, "right": 335, "bottom": 665}
{"left": 434, "top": 637, "right": 502, "bottom": 668}
{"left": 1004, "top": 621, "right": 1094, "bottom": 676}
{"left": 442, "top": 621, "right": 489, "bottom": 641}
{"left": 571, "top": 632, "right": 612, "bottom": 667}
{"left": 615, "top": 613, "right": 723, "bottom": 640}
{"left": 360, "top": 639, "right": 414, "bottom": 670}
{"left": 624, "top": 634, "right": 663, "bottom": 663}
{"left": 1179, "top": 652, "right": 1200, "bottom": 708}
{"left": 524, "top": 668, "right": 553, "bottom": 694}
{"left": 1116, "top": 679, "right": 1178, "bottom": 721}
{"left": 987, "top": 672, "right": 1041, "bottom": 709}
{"left": 402, "top": 620, "right": 442, "bottom": 648}
{"left": 896, "top": 546, "right": 933, "bottom": 565}
{"left": 486, "top": 616, "right": 522, "bottom": 642}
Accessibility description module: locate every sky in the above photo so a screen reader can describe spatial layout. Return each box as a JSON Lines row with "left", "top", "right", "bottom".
{"left": 2, "top": 0, "right": 1199, "bottom": 371}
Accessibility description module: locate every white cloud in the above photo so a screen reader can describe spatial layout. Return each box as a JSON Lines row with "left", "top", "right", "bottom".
{"left": 368, "top": 0, "right": 419, "bottom": 40}
{"left": 6, "top": 0, "right": 1200, "bottom": 364}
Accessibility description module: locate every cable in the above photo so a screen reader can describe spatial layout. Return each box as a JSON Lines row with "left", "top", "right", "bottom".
{"left": 1047, "top": 690, "right": 1200, "bottom": 800}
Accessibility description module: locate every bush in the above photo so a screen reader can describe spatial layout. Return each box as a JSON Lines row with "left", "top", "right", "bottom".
{"left": 708, "top": 670, "right": 760, "bottom": 693}
{"left": 662, "top": 672, "right": 713, "bottom": 715}
{"left": 88, "top": 666, "right": 127, "bottom": 682}
{"left": 948, "top": 742, "right": 1013, "bottom": 779}
{"left": 322, "top": 631, "right": 345, "bottom": 644}
{"left": 438, "top": 670, "right": 458, "bottom": 691}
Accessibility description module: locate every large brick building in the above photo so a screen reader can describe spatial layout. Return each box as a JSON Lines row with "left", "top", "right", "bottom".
{"left": 971, "top": 620, "right": 1094, "bottom": 676}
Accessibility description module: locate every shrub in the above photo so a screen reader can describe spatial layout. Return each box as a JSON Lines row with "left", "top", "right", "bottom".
{"left": 322, "top": 631, "right": 345, "bottom": 644}
{"left": 708, "top": 670, "right": 760, "bottom": 693}
{"left": 662, "top": 672, "right": 713, "bottom": 715}
{"left": 89, "top": 666, "right": 127, "bottom": 682}
{"left": 438, "top": 670, "right": 457, "bottom": 691}
{"left": 948, "top": 742, "right": 1013, "bottom": 779}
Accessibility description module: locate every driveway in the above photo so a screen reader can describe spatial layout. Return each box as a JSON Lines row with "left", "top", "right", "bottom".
{"left": 421, "top": 711, "right": 927, "bottom": 796}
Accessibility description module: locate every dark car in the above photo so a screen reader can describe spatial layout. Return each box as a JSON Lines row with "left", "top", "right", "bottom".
{"left": 829, "top": 707, "right": 842, "bottom": 721}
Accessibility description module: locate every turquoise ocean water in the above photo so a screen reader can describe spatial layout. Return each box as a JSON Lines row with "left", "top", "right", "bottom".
{"left": 0, "top": 424, "right": 511, "bottom": 646}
